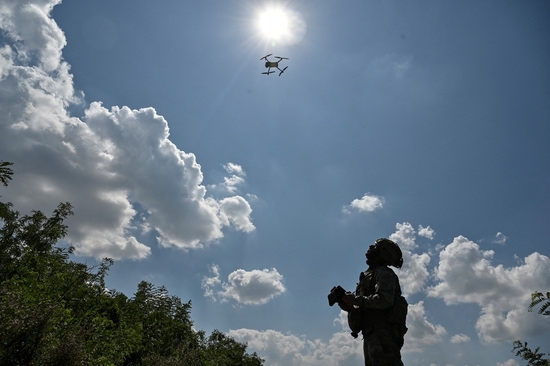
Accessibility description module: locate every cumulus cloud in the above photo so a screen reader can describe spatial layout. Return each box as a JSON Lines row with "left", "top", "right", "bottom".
{"left": 218, "top": 195, "right": 255, "bottom": 232}
{"left": 390, "top": 222, "right": 431, "bottom": 295}
{"left": 0, "top": 0, "right": 255, "bottom": 259}
{"left": 201, "top": 264, "right": 222, "bottom": 299}
{"left": 228, "top": 303, "right": 443, "bottom": 364}
{"left": 202, "top": 266, "right": 285, "bottom": 305}
{"left": 228, "top": 328, "right": 363, "bottom": 366}
{"left": 427, "top": 236, "right": 550, "bottom": 343}
{"left": 450, "top": 333, "right": 470, "bottom": 343}
{"left": 333, "top": 310, "right": 350, "bottom": 332}
{"left": 0, "top": 0, "right": 65, "bottom": 72}
{"left": 228, "top": 229, "right": 548, "bottom": 361}
{"left": 228, "top": 302, "right": 444, "bottom": 365}
{"left": 343, "top": 193, "right": 384, "bottom": 214}
{"left": 224, "top": 162, "right": 245, "bottom": 176}
{"left": 418, "top": 225, "right": 435, "bottom": 240}
{"left": 208, "top": 163, "right": 247, "bottom": 195}
{"left": 403, "top": 301, "right": 447, "bottom": 352}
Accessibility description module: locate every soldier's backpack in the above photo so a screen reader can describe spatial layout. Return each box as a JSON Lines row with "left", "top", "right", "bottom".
{"left": 389, "top": 285, "right": 408, "bottom": 328}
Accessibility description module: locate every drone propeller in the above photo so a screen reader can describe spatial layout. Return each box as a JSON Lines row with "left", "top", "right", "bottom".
{"left": 260, "top": 54, "right": 273, "bottom": 60}
{"left": 262, "top": 71, "right": 274, "bottom": 75}
{"left": 278, "top": 66, "right": 288, "bottom": 76}
{"left": 275, "top": 56, "right": 289, "bottom": 60}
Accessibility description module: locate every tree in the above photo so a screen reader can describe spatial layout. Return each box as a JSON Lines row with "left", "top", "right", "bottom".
{"left": 0, "top": 160, "right": 13, "bottom": 187}
{"left": 528, "top": 291, "right": 550, "bottom": 316}
{"left": 0, "top": 161, "right": 264, "bottom": 365}
{"left": 199, "top": 329, "right": 264, "bottom": 366}
{"left": 123, "top": 281, "right": 201, "bottom": 365}
{"left": 0, "top": 195, "right": 138, "bottom": 364}
{"left": 513, "top": 291, "right": 550, "bottom": 366}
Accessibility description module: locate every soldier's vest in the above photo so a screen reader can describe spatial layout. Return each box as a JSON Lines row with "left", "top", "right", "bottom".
{"left": 347, "top": 267, "right": 408, "bottom": 335}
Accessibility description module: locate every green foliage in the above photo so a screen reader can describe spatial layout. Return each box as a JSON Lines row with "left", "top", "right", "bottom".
{"left": 200, "top": 330, "right": 264, "bottom": 366}
{"left": 0, "top": 160, "right": 263, "bottom": 365}
{"left": 529, "top": 291, "right": 550, "bottom": 316}
{"left": 0, "top": 160, "right": 13, "bottom": 187}
{"left": 124, "top": 281, "right": 200, "bottom": 365}
{"left": 512, "top": 291, "right": 550, "bottom": 366}
{"left": 513, "top": 341, "right": 550, "bottom": 366}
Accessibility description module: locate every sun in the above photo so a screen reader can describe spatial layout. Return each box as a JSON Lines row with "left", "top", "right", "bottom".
{"left": 257, "top": 6, "right": 290, "bottom": 41}
{"left": 254, "top": 4, "right": 306, "bottom": 46}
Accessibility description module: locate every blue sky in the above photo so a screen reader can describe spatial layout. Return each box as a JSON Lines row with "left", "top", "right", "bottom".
{"left": 1, "top": 0, "right": 550, "bottom": 365}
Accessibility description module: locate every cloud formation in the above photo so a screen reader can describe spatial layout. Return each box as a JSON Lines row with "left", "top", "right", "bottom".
{"left": 403, "top": 301, "right": 447, "bottom": 352}
{"left": 0, "top": 0, "right": 255, "bottom": 259}
{"left": 494, "top": 231, "right": 507, "bottom": 245}
{"left": 223, "top": 226, "right": 548, "bottom": 363}
{"left": 390, "top": 222, "right": 431, "bottom": 295}
{"left": 343, "top": 193, "right": 384, "bottom": 214}
{"left": 418, "top": 225, "right": 435, "bottom": 240}
{"left": 202, "top": 265, "right": 286, "bottom": 305}
{"left": 428, "top": 235, "right": 550, "bottom": 343}
{"left": 450, "top": 333, "right": 470, "bottom": 344}
{"left": 228, "top": 328, "right": 363, "bottom": 366}
{"left": 208, "top": 163, "right": 247, "bottom": 195}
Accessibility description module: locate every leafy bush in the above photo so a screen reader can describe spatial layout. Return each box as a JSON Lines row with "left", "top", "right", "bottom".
{"left": 0, "top": 161, "right": 263, "bottom": 366}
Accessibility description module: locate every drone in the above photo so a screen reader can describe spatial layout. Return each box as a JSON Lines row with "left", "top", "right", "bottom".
{"left": 261, "top": 54, "right": 289, "bottom": 76}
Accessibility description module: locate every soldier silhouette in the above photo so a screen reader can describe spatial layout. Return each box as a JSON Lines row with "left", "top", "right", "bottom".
{"left": 339, "top": 238, "right": 408, "bottom": 366}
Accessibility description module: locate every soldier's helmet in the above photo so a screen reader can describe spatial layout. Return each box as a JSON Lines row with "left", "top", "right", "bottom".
{"left": 374, "top": 238, "right": 403, "bottom": 268}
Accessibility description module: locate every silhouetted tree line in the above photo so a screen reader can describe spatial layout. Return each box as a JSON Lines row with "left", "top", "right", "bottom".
{"left": 0, "top": 161, "right": 263, "bottom": 366}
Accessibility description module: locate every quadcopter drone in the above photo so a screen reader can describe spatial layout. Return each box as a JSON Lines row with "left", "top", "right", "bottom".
{"left": 261, "top": 54, "right": 289, "bottom": 76}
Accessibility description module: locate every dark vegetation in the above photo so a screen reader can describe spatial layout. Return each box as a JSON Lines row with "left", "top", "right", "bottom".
{"left": 513, "top": 291, "right": 550, "bottom": 366}
{"left": 0, "top": 161, "right": 263, "bottom": 365}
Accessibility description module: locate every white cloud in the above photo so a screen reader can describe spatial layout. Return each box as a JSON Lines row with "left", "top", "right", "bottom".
{"left": 219, "top": 195, "right": 255, "bottom": 232}
{"left": 201, "top": 264, "right": 222, "bottom": 300}
{"left": 494, "top": 232, "right": 507, "bottom": 245}
{"left": 208, "top": 163, "right": 247, "bottom": 194}
{"left": 224, "top": 162, "right": 245, "bottom": 176}
{"left": 333, "top": 310, "right": 350, "bottom": 332}
{"left": 450, "top": 333, "right": 470, "bottom": 343}
{"left": 343, "top": 193, "right": 384, "bottom": 214}
{"left": 390, "top": 222, "right": 417, "bottom": 251}
{"left": 229, "top": 301, "right": 446, "bottom": 365}
{"left": 403, "top": 301, "right": 447, "bottom": 353}
{"left": 418, "top": 225, "right": 435, "bottom": 240}
{"left": 497, "top": 359, "right": 519, "bottom": 366}
{"left": 0, "top": 0, "right": 65, "bottom": 72}
{"left": 228, "top": 328, "right": 363, "bottom": 366}
{"left": 223, "top": 175, "right": 245, "bottom": 194}
{"left": 202, "top": 266, "right": 285, "bottom": 305}
{"left": 390, "top": 222, "right": 431, "bottom": 295}
{"left": 427, "top": 236, "right": 550, "bottom": 343}
{"left": 0, "top": 0, "right": 255, "bottom": 259}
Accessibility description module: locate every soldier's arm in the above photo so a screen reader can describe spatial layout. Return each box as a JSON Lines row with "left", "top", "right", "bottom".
{"left": 353, "top": 269, "right": 397, "bottom": 310}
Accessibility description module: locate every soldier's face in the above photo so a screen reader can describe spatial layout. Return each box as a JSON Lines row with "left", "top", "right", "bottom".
{"left": 365, "top": 244, "right": 381, "bottom": 264}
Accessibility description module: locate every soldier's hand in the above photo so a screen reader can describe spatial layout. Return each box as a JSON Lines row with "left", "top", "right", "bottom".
{"left": 338, "top": 293, "right": 356, "bottom": 312}
{"left": 338, "top": 301, "right": 353, "bottom": 312}
{"left": 342, "top": 293, "right": 355, "bottom": 306}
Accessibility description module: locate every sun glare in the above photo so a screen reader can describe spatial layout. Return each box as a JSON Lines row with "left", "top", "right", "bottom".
{"left": 254, "top": 4, "right": 306, "bottom": 46}
{"left": 258, "top": 7, "right": 289, "bottom": 40}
